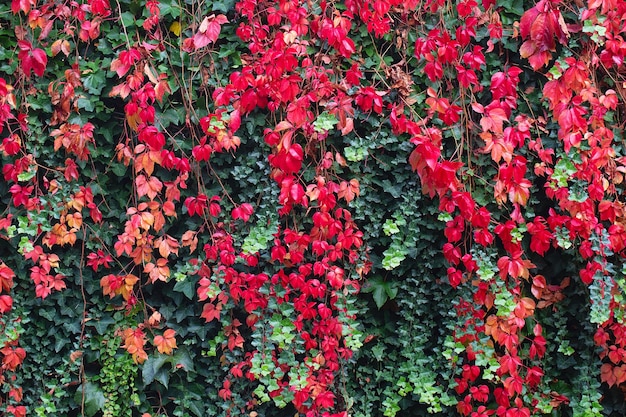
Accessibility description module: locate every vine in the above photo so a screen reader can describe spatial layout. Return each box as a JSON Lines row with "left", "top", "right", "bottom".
{"left": 0, "top": 0, "right": 626, "bottom": 416}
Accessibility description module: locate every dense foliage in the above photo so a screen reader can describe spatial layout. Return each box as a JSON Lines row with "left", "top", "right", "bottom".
{"left": 1, "top": 0, "right": 626, "bottom": 416}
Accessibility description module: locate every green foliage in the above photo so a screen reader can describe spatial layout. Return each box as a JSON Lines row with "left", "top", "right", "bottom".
{"left": 93, "top": 334, "right": 140, "bottom": 417}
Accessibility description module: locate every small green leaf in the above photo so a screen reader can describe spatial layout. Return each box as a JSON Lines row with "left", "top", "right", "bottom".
{"left": 313, "top": 111, "right": 338, "bottom": 133}
{"left": 383, "top": 219, "right": 400, "bottom": 236}
{"left": 17, "top": 168, "right": 36, "bottom": 182}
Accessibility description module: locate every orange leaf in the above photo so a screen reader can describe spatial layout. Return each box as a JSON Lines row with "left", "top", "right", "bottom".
{"left": 51, "top": 39, "right": 71, "bottom": 57}
{"left": 156, "top": 234, "right": 179, "bottom": 258}
{"left": 480, "top": 106, "right": 508, "bottom": 133}
{"left": 136, "top": 175, "right": 149, "bottom": 198}
{"left": 155, "top": 78, "right": 171, "bottom": 104}
{"left": 520, "top": 297, "right": 536, "bottom": 311}
{"left": 148, "top": 311, "right": 162, "bottom": 326}
{"left": 135, "top": 149, "right": 163, "bottom": 176}
{"left": 615, "top": 365, "right": 626, "bottom": 385}
{"left": 66, "top": 212, "right": 83, "bottom": 229}
{"left": 338, "top": 179, "right": 360, "bottom": 203}
{"left": 335, "top": 152, "right": 347, "bottom": 167}
{"left": 154, "top": 329, "right": 177, "bottom": 355}
{"left": 531, "top": 275, "right": 547, "bottom": 299}
{"left": 144, "top": 258, "right": 170, "bottom": 283}
{"left": 508, "top": 179, "right": 531, "bottom": 206}
{"left": 163, "top": 201, "right": 176, "bottom": 217}
{"left": 121, "top": 274, "right": 139, "bottom": 300}
{"left": 216, "top": 130, "right": 240, "bottom": 151}
{"left": 153, "top": 210, "right": 165, "bottom": 233}
{"left": 136, "top": 174, "right": 163, "bottom": 200}
{"left": 181, "top": 230, "right": 198, "bottom": 253}
{"left": 122, "top": 327, "right": 148, "bottom": 364}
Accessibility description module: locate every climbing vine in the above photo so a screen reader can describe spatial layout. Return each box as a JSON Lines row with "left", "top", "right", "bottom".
{"left": 1, "top": 0, "right": 626, "bottom": 416}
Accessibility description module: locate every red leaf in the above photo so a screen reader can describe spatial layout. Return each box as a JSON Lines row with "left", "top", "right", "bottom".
{"left": 229, "top": 109, "right": 241, "bottom": 132}
{"left": 503, "top": 374, "right": 524, "bottom": 397}
{"left": 314, "top": 390, "right": 335, "bottom": 409}
{"left": 30, "top": 48, "right": 47, "bottom": 76}
{"left": 184, "top": 194, "right": 208, "bottom": 216}
{"left": 18, "top": 41, "right": 48, "bottom": 77}
{"left": 499, "top": 353, "right": 522, "bottom": 375}
{"left": 0, "top": 264, "right": 15, "bottom": 293}
{"left": 0, "top": 294, "right": 13, "bottom": 313}
{"left": 447, "top": 267, "right": 463, "bottom": 288}
{"left": 1, "top": 346, "right": 26, "bottom": 370}
{"left": 110, "top": 48, "right": 141, "bottom": 78}
{"left": 12, "top": 0, "right": 32, "bottom": 14}
{"left": 86, "top": 250, "right": 113, "bottom": 272}
{"left": 519, "top": 0, "right": 568, "bottom": 70}
{"left": 192, "top": 139, "right": 213, "bottom": 162}
{"left": 201, "top": 302, "right": 222, "bottom": 322}
{"left": 6, "top": 405, "right": 26, "bottom": 417}
{"left": 497, "top": 253, "right": 535, "bottom": 280}
{"left": 527, "top": 217, "right": 552, "bottom": 256}
{"left": 231, "top": 203, "right": 254, "bottom": 222}
{"left": 138, "top": 125, "right": 166, "bottom": 151}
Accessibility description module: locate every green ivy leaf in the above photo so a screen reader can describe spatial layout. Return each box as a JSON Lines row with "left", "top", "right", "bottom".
{"left": 171, "top": 347, "right": 195, "bottom": 372}
{"left": 76, "top": 382, "right": 106, "bottom": 417}
{"left": 142, "top": 354, "right": 170, "bottom": 387}
{"left": 173, "top": 278, "right": 195, "bottom": 300}
{"left": 364, "top": 277, "right": 398, "bottom": 309}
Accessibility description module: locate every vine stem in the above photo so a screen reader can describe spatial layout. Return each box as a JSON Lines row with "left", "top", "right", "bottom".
{"left": 114, "top": 0, "right": 132, "bottom": 49}
{"left": 79, "top": 225, "right": 87, "bottom": 417}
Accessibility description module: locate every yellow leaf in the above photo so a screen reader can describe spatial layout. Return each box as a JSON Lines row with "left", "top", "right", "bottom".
{"left": 169, "top": 21, "right": 181, "bottom": 36}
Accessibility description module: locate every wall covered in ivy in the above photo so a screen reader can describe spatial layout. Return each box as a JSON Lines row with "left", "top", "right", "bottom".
{"left": 0, "top": 0, "right": 626, "bottom": 416}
